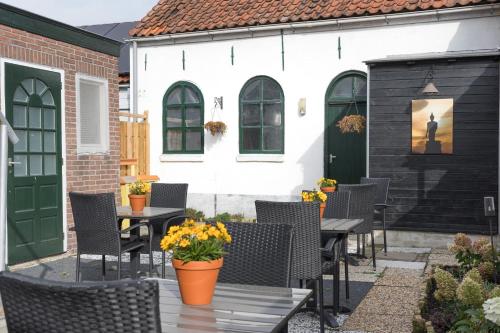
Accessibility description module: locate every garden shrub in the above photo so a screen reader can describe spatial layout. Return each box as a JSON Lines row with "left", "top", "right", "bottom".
{"left": 434, "top": 267, "right": 458, "bottom": 302}
{"left": 464, "top": 268, "right": 483, "bottom": 284}
{"left": 457, "top": 277, "right": 485, "bottom": 307}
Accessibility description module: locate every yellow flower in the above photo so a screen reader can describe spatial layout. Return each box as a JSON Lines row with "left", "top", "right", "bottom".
{"left": 196, "top": 232, "right": 209, "bottom": 241}
{"left": 168, "top": 225, "right": 180, "bottom": 235}
{"left": 208, "top": 226, "right": 221, "bottom": 238}
{"left": 179, "top": 239, "right": 191, "bottom": 248}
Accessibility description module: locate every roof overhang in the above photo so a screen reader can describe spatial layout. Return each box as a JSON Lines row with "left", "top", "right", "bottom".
{"left": 127, "top": 3, "right": 500, "bottom": 45}
{"left": 0, "top": 113, "right": 18, "bottom": 144}
{"left": 0, "top": 3, "right": 122, "bottom": 57}
{"left": 365, "top": 49, "right": 500, "bottom": 65}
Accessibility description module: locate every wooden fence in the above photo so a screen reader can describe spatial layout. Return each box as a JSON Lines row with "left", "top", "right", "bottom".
{"left": 120, "top": 111, "right": 149, "bottom": 177}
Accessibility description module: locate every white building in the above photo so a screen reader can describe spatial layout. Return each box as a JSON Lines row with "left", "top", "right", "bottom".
{"left": 129, "top": 1, "right": 500, "bottom": 245}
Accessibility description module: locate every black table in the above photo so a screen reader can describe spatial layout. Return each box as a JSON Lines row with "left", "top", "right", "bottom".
{"left": 154, "top": 279, "right": 313, "bottom": 333}
{"left": 117, "top": 207, "right": 184, "bottom": 278}
{"left": 321, "top": 218, "right": 364, "bottom": 327}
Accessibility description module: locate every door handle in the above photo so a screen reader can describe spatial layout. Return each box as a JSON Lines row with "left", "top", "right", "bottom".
{"left": 7, "top": 158, "right": 20, "bottom": 166}
{"left": 329, "top": 154, "right": 336, "bottom": 164}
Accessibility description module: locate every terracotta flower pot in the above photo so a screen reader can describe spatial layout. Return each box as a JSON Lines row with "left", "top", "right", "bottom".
{"left": 320, "top": 186, "right": 336, "bottom": 193}
{"left": 173, "top": 258, "right": 223, "bottom": 305}
{"left": 129, "top": 194, "right": 146, "bottom": 212}
{"left": 320, "top": 202, "right": 326, "bottom": 220}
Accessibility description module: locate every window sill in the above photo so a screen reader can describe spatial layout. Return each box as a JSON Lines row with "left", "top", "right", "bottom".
{"left": 160, "top": 154, "right": 204, "bottom": 162}
{"left": 236, "top": 154, "right": 284, "bottom": 163}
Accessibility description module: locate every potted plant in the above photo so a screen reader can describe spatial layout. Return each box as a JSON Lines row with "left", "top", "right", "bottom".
{"left": 204, "top": 121, "right": 227, "bottom": 136}
{"left": 160, "top": 220, "right": 232, "bottom": 305}
{"left": 317, "top": 177, "right": 337, "bottom": 193}
{"left": 302, "top": 190, "right": 328, "bottom": 219}
{"left": 128, "top": 180, "right": 151, "bottom": 212}
{"left": 336, "top": 114, "right": 366, "bottom": 134}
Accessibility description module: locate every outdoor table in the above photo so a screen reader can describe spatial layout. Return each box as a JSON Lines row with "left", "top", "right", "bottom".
{"left": 154, "top": 278, "right": 313, "bottom": 333}
{"left": 117, "top": 206, "right": 184, "bottom": 278}
{"left": 321, "top": 218, "right": 364, "bottom": 327}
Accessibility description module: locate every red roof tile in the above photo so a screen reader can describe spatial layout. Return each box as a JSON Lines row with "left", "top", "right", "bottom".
{"left": 130, "top": 0, "right": 497, "bottom": 37}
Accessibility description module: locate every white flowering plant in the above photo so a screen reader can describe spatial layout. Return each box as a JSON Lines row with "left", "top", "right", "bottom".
{"left": 483, "top": 297, "right": 500, "bottom": 326}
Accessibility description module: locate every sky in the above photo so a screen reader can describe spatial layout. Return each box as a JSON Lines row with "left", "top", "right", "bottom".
{"left": 2, "top": 0, "right": 158, "bottom": 26}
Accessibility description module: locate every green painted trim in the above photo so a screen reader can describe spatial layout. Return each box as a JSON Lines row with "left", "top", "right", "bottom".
{"left": 231, "top": 46, "right": 234, "bottom": 66}
{"left": 0, "top": 3, "right": 121, "bottom": 57}
{"left": 324, "top": 70, "right": 367, "bottom": 177}
{"left": 162, "top": 81, "right": 204, "bottom": 154}
{"left": 239, "top": 76, "right": 285, "bottom": 154}
{"left": 281, "top": 30, "right": 285, "bottom": 71}
{"left": 182, "top": 50, "right": 186, "bottom": 71}
{"left": 338, "top": 36, "right": 341, "bottom": 59}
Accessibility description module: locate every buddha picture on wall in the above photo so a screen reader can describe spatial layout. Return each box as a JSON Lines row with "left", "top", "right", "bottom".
{"left": 411, "top": 99, "right": 453, "bottom": 154}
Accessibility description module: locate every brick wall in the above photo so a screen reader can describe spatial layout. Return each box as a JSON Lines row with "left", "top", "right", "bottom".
{"left": 0, "top": 24, "right": 120, "bottom": 252}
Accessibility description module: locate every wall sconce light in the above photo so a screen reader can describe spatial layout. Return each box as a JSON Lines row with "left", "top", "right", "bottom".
{"left": 422, "top": 67, "right": 439, "bottom": 95}
{"left": 298, "top": 98, "right": 306, "bottom": 116}
{"left": 214, "top": 97, "right": 223, "bottom": 110}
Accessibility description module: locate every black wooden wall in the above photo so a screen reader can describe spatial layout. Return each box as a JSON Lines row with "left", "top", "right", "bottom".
{"left": 368, "top": 56, "right": 499, "bottom": 234}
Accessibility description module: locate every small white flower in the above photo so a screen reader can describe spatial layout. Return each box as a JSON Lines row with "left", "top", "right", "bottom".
{"left": 483, "top": 297, "right": 500, "bottom": 326}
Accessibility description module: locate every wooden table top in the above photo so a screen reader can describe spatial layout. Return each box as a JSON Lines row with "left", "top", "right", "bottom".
{"left": 154, "top": 279, "right": 312, "bottom": 333}
{"left": 321, "top": 218, "right": 364, "bottom": 234}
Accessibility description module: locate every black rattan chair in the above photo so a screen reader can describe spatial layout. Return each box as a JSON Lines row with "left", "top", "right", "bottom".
{"left": 255, "top": 200, "right": 326, "bottom": 333}
{"left": 0, "top": 272, "right": 161, "bottom": 333}
{"left": 143, "top": 183, "right": 188, "bottom": 274}
{"left": 219, "top": 222, "right": 293, "bottom": 287}
{"left": 360, "top": 177, "right": 391, "bottom": 254}
{"left": 69, "top": 192, "right": 146, "bottom": 281}
{"left": 337, "top": 183, "right": 377, "bottom": 269}
{"left": 323, "top": 191, "right": 351, "bottom": 299}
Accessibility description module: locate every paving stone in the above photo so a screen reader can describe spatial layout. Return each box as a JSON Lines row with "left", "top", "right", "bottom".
{"left": 376, "top": 260, "right": 426, "bottom": 270}
{"left": 385, "top": 247, "right": 431, "bottom": 254}
{"left": 428, "top": 253, "right": 457, "bottom": 266}
{"left": 431, "top": 248, "right": 452, "bottom": 254}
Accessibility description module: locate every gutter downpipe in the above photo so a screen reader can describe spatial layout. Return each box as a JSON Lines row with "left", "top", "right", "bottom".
{"left": 0, "top": 124, "right": 7, "bottom": 271}
{"left": 132, "top": 41, "right": 138, "bottom": 116}
{"left": 127, "top": 4, "right": 499, "bottom": 43}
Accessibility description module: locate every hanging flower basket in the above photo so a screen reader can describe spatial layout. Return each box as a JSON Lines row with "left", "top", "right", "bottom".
{"left": 204, "top": 121, "right": 227, "bottom": 136}
{"left": 336, "top": 115, "right": 366, "bottom": 134}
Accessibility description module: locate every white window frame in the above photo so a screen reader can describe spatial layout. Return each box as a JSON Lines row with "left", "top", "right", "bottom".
{"left": 76, "top": 74, "right": 109, "bottom": 154}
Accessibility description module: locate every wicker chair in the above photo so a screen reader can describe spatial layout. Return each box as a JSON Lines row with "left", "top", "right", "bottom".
{"left": 360, "top": 177, "right": 391, "bottom": 254}
{"left": 0, "top": 272, "right": 161, "bottom": 333}
{"left": 337, "top": 184, "right": 377, "bottom": 269}
{"left": 69, "top": 192, "right": 145, "bottom": 281}
{"left": 255, "top": 200, "right": 326, "bottom": 333}
{"left": 323, "top": 191, "right": 352, "bottom": 299}
{"left": 142, "top": 183, "right": 188, "bottom": 274}
{"left": 219, "top": 222, "right": 294, "bottom": 287}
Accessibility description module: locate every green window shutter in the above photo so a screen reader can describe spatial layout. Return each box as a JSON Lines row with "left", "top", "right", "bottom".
{"left": 163, "top": 81, "right": 204, "bottom": 154}
{"left": 239, "top": 76, "right": 284, "bottom": 154}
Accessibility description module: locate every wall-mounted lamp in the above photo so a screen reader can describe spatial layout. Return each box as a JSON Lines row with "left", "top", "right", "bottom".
{"left": 214, "top": 97, "right": 223, "bottom": 110}
{"left": 422, "top": 68, "right": 439, "bottom": 95}
{"left": 298, "top": 98, "right": 306, "bottom": 116}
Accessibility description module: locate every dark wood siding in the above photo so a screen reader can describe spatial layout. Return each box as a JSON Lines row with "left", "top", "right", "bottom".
{"left": 369, "top": 57, "right": 499, "bottom": 234}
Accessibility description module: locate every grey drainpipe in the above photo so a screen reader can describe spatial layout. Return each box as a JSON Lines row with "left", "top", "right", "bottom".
{"left": 132, "top": 41, "right": 138, "bottom": 116}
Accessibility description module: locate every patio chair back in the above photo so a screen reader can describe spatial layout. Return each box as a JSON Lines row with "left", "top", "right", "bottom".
{"left": 255, "top": 201, "right": 322, "bottom": 280}
{"left": 69, "top": 192, "right": 121, "bottom": 256}
{"left": 324, "top": 191, "right": 351, "bottom": 219}
{"left": 360, "top": 177, "right": 390, "bottom": 205}
{"left": 219, "top": 222, "right": 293, "bottom": 287}
{"left": 0, "top": 272, "right": 162, "bottom": 333}
{"left": 150, "top": 183, "right": 188, "bottom": 210}
{"left": 337, "top": 183, "right": 377, "bottom": 233}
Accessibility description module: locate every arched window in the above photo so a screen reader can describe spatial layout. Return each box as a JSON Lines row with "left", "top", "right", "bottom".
{"left": 163, "top": 81, "right": 204, "bottom": 153}
{"left": 239, "top": 76, "right": 284, "bottom": 154}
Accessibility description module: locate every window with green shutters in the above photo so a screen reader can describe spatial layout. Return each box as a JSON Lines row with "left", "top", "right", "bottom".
{"left": 163, "top": 81, "right": 204, "bottom": 154}
{"left": 239, "top": 76, "right": 284, "bottom": 154}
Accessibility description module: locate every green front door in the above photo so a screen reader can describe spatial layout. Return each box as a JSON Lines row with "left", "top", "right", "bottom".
{"left": 5, "top": 63, "right": 63, "bottom": 265}
{"left": 325, "top": 71, "right": 367, "bottom": 184}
